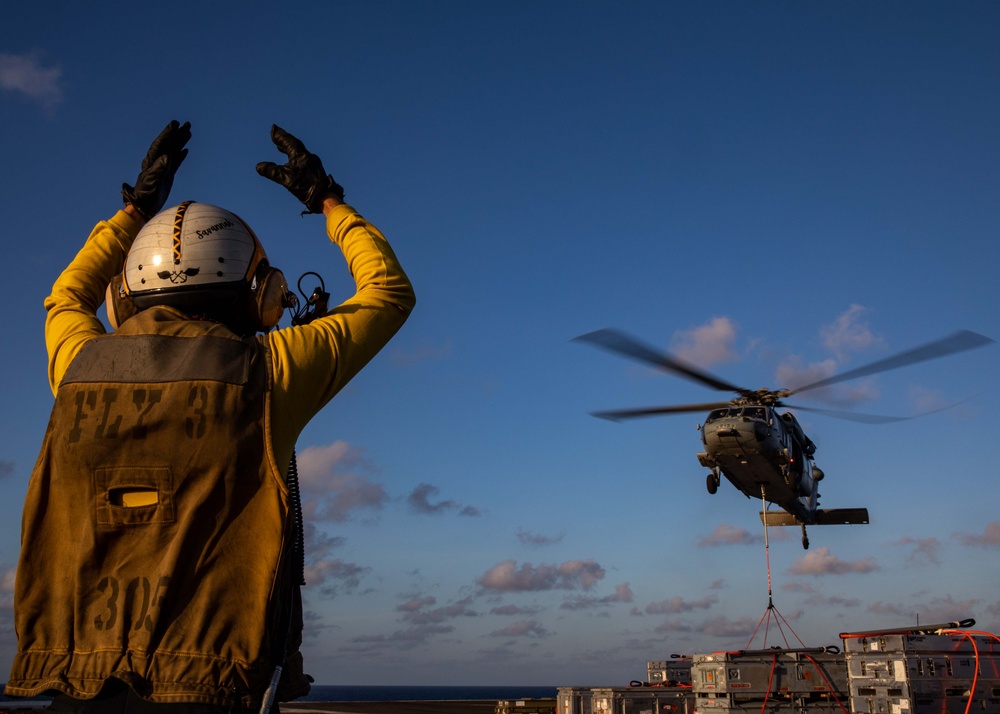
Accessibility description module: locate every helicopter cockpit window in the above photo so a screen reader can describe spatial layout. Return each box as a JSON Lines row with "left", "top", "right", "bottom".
{"left": 745, "top": 407, "right": 766, "bottom": 421}
{"left": 706, "top": 408, "right": 730, "bottom": 422}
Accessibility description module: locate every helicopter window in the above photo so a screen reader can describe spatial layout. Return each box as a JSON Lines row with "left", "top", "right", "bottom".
{"left": 745, "top": 407, "right": 766, "bottom": 421}
{"left": 706, "top": 408, "right": 730, "bottom": 422}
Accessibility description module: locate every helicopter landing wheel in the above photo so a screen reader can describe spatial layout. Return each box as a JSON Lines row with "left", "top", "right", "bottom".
{"left": 801, "top": 524, "right": 809, "bottom": 550}
{"left": 706, "top": 472, "right": 720, "bottom": 495}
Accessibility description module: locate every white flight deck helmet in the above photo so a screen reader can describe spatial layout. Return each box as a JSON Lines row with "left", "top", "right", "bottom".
{"left": 112, "top": 201, "right": 291, "bottom": 332}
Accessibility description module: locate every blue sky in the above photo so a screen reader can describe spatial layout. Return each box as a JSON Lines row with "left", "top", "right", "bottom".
{"left": 2, "top": 0, "right": 999, "bottom": 688}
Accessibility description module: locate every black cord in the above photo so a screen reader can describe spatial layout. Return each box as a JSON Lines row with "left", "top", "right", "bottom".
{"left": 290, "top": 272, "right": 330, "bottom": 327}
{"left": 287, "top": 451, "right": 305, "bottom": 586}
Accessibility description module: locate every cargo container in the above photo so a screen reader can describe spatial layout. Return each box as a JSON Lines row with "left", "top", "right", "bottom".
{"left": 647, "top": 659, "right": 693, "bottom": 687}
{"left": 592, "top": 686, "right": 694, "bottom": 714}
{"left": 691, "top": 649, "right": 848, "bottom": 714}
{"left": 841, "top": 629, "right": 1000, "bottom": 714}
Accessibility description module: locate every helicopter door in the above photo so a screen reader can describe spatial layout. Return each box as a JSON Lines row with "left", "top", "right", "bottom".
{"left": 786, "top": 435, "right": 804, "bottom": 490}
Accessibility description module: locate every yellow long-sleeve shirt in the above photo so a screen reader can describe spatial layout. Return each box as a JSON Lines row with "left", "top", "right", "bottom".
{"left": 9, "top": 202, "right": 414, "bottom": 705}
{"left": 43, "top": 204, "right": 415, "bottom": 473}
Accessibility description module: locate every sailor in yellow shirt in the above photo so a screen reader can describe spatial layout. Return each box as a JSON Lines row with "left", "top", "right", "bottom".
{"left": 6, "top": 121, "right": 415, "bottom": 713}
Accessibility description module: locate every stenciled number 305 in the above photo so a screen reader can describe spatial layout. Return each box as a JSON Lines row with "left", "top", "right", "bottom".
{"left": 93, "top": 575, "right": 170, "bottom": 632}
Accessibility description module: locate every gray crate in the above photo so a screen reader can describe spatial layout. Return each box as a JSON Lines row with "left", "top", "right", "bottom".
{"left": 843, "top": 636, "right": 1000, "bottom": 714}
{"left": 497, "top": 699, "right": 557, "bottom": 714}
{"left": 692, "top": 651, "right": 848, "bottom": 697}
{"left": 842, "top": 632, "right": 1000, "bottom": 656}
{"left": 590, "top": 686, "right": 694, "bottom": 714}
{"left": 849, "top": 681, "right": 1000, "bottom": 714}
{"left": 558, "top": 687, "right": 595, "bottom": 714}
{"left": 842, "top": 629, "right": 1000, "bottom": 713}
{"left": 693, "top": 698, "right": 845, "bottom": 714}
{"left": 647, "top": 660, "right": 693, "bottom": 686}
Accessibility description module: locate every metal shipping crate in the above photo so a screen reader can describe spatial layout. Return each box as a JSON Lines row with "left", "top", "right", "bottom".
{"left": 842, "top": 631, "right": 1000, "bottom": 714}
{"left": 842, "top": 632, "right": 1000, "bottom": 657}
{"left": 591, "top": 687, "right": 693, "bottom": 714}
{"left": 693, "top": 650, "right": 848, "bottom": 695}
{"left": 558, "top": 687, "right": 595, "bottom": 714}
{"left": 692, "top": 649, "right": 848, "bottom": 714}
{"left": 648, "top": 660, "right": 693, "bottom": 686}
{"left": 497, "top": 699, "right": 557, "bottom": 714}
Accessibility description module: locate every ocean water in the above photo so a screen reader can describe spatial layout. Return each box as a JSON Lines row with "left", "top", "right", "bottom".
{"left": 301, "top": 685, "right": 559, "bottom": 702}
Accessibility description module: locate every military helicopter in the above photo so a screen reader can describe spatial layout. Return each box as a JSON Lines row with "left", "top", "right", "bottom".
{"left": 576, "top": 328, "right": 993, "bottom": 548}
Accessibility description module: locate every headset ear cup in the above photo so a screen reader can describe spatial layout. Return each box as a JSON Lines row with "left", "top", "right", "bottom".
{"left": 105, "top": 274, "right": 138, "bottom": 330}
{"left": 255, "top": 267, "right": 290, "bottom": 330}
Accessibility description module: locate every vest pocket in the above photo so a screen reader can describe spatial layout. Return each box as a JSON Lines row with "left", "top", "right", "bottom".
{"left": 95, "top": 466, "right": 175, "bottom": 526}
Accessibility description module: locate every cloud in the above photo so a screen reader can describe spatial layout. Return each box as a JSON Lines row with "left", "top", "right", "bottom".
{"left": 303, "top": 523, "right": 346, "bottom": 560}
{"left": 300, "top": 609, "right": 339, "bottom": 641}
{"left": 407, "top": 483, "right": 481, "bottom": 517}
{"left": 671, "top": 317, "right": 739, "bottom": 367}
{"left": 398, "top": 596, "right": 437, "bottom": 613}
{"left": 807, "top": 593, "right": 862, "bottom": 608}
{"left": 488, "top": 620, "right": 550, "bottom": 638}
{"left": 867, "top": 601, "right": 913, "bottom": 618}
{"left": 866, "top": 595, "right": 979, "bottom": 627}
{"left": 489, "top": 603, "right": 541, "bottom": 616}
{"left": 699, "top": 615, "right": 762, "bottom": 638}
{"left": 0, "top": 52, "right": 63, "bottom": 107}
{"left": 774, "top": 306, "right": 887, "bottom": 404}
{"left": 311, "top": 560, "right": 371, "bottom": 598}
{"left": 652, "top": 619, "right": 696, "bottom": 634}
{"left": 1, "top": 568, "right": 14, "bottom": 594}
{"left": 775, "top": 356, "right": 837, "bottom": 393}
{"left": 0, "top": 566, "right": 15, "bottom": 641}
{"left": 788, "top": 547, "right": 879, "bottom": 575}
{"left": 825, "top": 595, "right": 862, "bottom": 607}
{"left": 916, "top": 595, "right": 980, "bottom": 625}
{"left": 892, "top": 536, "right": 941, "bottom": 565}
{"left": 516, "top": 528, "right": 564, "bottom": 547}
{"left": 341, "top": 593, "right": 480, "bottom": 652}
{"left": 782, "top": 581, "right": 815, "bottom": 594}
{"left": 348, "top": 623, "right": 455, "bottom": 651}
{"left": 0, "top": 460, "right": 12, "bottom": 480}
{"left": 561, "top": 583, "right": 635, "bottom": 610}
{"left": 477, "top": 559, "right": 605, "bottom": 593}
{"left": 397, "top": 595, "right": 478, "bottom": 626}
{"left": 644, "top": 596, "right": 715, "bottom": 616}
{"left": 296, "top": 442, "right": 388, "bottom": 521}
{"left": 820, "top": 305, "right": 885, "bottom": 361}
{"left": 300, "top": 522, "right": 370, "bottom": 597}
{"left": 775, "top": 356, "right": 880, "bottom": 406}
{"left": 698, "top": 523, "right": 762, "bottom": 547}
{"left": 906, "top": 385, "right": 952, "bottom": 415}
{"left": 953, "top": 522, "right": 1000, "bottom": 548}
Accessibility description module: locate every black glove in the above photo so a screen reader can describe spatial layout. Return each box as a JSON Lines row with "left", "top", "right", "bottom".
{"left": 121, "top": 120, "right": 192, "bottom": 220}
{"left": 256, "top": 125, "right": 344, "bottom": 214}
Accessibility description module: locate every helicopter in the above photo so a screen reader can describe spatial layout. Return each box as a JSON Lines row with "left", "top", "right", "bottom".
{"left": 575, "top": 327, "right": 993, "bottom": 549}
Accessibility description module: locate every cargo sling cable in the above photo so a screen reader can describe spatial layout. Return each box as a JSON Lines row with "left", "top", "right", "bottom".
{"left": 745, "top": 486, "right": 805, "bottom": 650}
{"left": 799, "top": 652, "right": 850, "bottom": 714}
{"left": 936, "top": 628, "right": 999, "bottom": 714}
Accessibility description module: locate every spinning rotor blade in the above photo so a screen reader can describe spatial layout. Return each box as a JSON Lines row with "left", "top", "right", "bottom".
{"left": 785, "top": 395, "right": 976, "bottom": 424}
{"left": 592, "top": 401, "right": 734, "bottom": 421}
{"left": 782, "top": 403, "right": 910, "bottom": 424}
{"left": 574, "top": 329, "right": 745, "bottom": 393}
{"left": 783, "top": 330, "right": 995, "bottom": 397}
